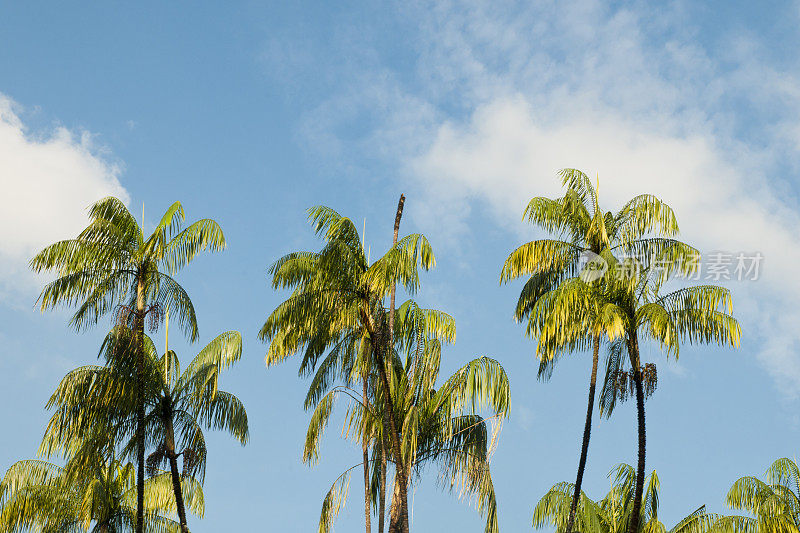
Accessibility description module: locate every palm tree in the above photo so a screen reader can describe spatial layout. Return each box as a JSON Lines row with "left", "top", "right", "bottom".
{"left": 144, "top": 325, "right": 248, "bottom": 532}
{"left": 30, "top": 197, "right": 225, "bottom": 533}
{"left": 532, "top": 250, "right": 740, "bottom": 533}
{"left": 502, "top": 169, "right": 682, "bottom": 533}
{"left": 0, "top": 450, "right": 204, "bottom": 532}
{"left": 533, "top": 463, "right": 719, "bottom": 533}
{"left": 306, "top": 300, "right": 510, "bottom": 533}
{"left": 39, "top": 324, "right": 248, "bottom": 533}
{"left": 260, "top": 203, "right": 434, "bottom": 533}
{"left": 722, "top": 457, "right": 800, "bottom": 531}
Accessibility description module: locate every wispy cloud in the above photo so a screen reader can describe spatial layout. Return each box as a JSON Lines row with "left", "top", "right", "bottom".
{"left": 0, "top": 94, "right": 129, "bottom": 301}
{"left": 287, "top": 0, "right": 800, "bottom": 396}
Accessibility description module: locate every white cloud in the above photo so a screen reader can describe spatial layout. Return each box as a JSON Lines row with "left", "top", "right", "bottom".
{"left": 0, "top": 95, "right": 129, "bottom": 299}
{"left": 411, "top": 95, "right": 800, "bottom": 396}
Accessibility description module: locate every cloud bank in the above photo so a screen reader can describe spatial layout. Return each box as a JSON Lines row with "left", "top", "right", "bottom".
{"left": 291, "top": 0, "right": 800, "bottom": 396}
{"left": 0, "top": 95, "right": 128, "bottom": 299}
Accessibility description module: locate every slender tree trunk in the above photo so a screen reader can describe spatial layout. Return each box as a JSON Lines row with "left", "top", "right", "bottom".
{"left": 363, "top": 377, "right": 372, "bottom": 533}
{"left": 565, "top": 334, "right": 600, "bottom": 533}
{"left": 387, "top": 194, "right": 409, "bottom": 533}
{"left": 166, "top": 415, "right": 190, "bottom": 532}
{"left": 370, "top": 335, "right": 408, "bottom": 533}
{"left": 168, "top": 452, "right": 190, "bottom": 532}
{"left": 135, "top": 274, "right": 146, "bottom": 533}
{"left": 627, "top": 334, "right": 646, "bottom": 533}
{"left": 379, "top": 439, "right": 387, "bottom": 533}
{"left": 388, "top": 472, "right": 404, "bottom": 530}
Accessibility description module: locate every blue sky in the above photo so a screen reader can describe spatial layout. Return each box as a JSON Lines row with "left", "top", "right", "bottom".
{"left": 2, "top": 1, "right": 800, "bottom": 530}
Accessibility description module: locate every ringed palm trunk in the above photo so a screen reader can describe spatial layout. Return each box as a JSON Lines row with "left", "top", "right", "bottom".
{"left": 565, "top": 334, "right": 600, "bottom": 533}
{"left": 363, "top": 377, "right": 372, "bottom": 533}
{"left": 627, "top": 333, "right": 646, "bottom": 533}
{"left": 166, "top": 415, "right": 190, "bottom": 532}
{"left": 135, "top": 274, "right": 146, "bottom": 533}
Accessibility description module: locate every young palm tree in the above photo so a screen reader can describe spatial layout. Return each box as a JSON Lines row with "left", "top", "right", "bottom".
{"left": 306, "top": 301, "right": 509, "bottom": 533}
{"left": 30, "top": 197, "right": 224, "bottom": 533}
{"left": 0, "top": 450, "right": 204, "bottom": 533}
{"left": 39, "top": 324, "right": 247, "bottom": 533}
{"left": 260, "top": 203, "right": 435, "bottom": 533}
{"left": 144, "top": 326, "right": 248, "bottom": 532}
{"left": 532, "top": 251, "right": 740, "bottom": 533}
{"left": 533, "top": 463, "right": 719, "bottom": 533}
{"left": 501, "top": 169, "right": 682, "bottom": 533}
{"left": 722, "top": 457, "right": 800, "bottom": 531}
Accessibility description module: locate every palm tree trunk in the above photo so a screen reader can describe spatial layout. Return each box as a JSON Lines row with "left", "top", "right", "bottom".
{"left": 135, "top": 274, "right": 146, "bottom": 533}
{"left": 388, "top": 472, "right": 405, "bottom": 531}
{"left": 387, "top": 194, "right": 409, "bottom": 533}
{"left": 627, "top": 334, "right": 646, "bottom": 533}
{"left": 168, "top": 451, "right": 190, "bottom": 532}
{"left": 166, "top": 415, "right": 190, "bottom": 533}
{"left": 565, "top": 334, "right": 600, "bottom": 533}
{"left": 363, "top": 377, "right": 372, "bottom": 533}
{"left": 379, "top": 440, "right": 387, "bottom": 533}
{"left": 370, "top": 334, "right": 408, "bottom": 533}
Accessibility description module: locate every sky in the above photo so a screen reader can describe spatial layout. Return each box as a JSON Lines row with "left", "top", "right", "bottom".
{"left": 1, "top": 0, "right": 800, "bottom": 530}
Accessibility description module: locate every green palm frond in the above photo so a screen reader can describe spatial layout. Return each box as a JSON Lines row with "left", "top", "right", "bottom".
{"left": 613, "top": 194, "right": 679, "bottom": 242}
{"left": 558, "top": 168, "right": 598, "bottom": 213}
{"left": 532, "top": 481, "right": 606, "bottom": 533}
{"left": 365, "top": 233, "right": 435, "bottom": 296}
{"left": 317, "top": 467, "right": 354, "bottom": 533}
{"left": 500, "top": 239, "right": 584, "bottom": 283}
{"left": 161, "top": 218, "right": 226, "bottom": 274}
{"left": 726, "top": 459, "right": 800, "bottom": 532}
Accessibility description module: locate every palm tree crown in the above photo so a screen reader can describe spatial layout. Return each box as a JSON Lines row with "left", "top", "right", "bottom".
{"left": 723, "top": 457, "right": 800, "bottom": 532}
{"left": 533, "top": 463, "right": 719, "bottom": 533}
{"left": 0, "top": 452, "right": 203, "bottom": 533}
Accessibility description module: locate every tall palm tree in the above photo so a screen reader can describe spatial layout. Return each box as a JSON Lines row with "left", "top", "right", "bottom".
{"left": 533, "top": 463, "right": 719, "bottom": 533}
{"left": 722, "top": 457, "right": 800, "bottom": 532}
{"left": 0, "top": 450, "right": 204, "bottom": 533}
{"left": 30, "top": 197, "right": 225, "bottom": 533}
{"left": 532, "top": 250, "right": 740, "bottom": 533}
{"left": 260, "top": 203, "right": 434, "bottom": 533}
{"left": 306, "top": 300, "right": 510, "bottom": 533}
{"left": 39, "top": 324, "right": 247, "bottom": 533}
{"left": 501, "top": 169, "right": 681, "bottom": 533}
